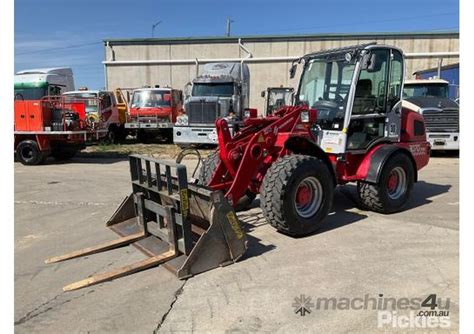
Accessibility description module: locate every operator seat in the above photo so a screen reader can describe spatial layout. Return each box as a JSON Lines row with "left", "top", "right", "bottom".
{"left": 352, "top": 79, "right": 375, "bottom": 115}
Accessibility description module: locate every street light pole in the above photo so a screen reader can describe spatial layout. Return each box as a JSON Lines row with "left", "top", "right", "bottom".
{"left": 226, "top": 18, "right": 234, "bottom": 37}
{"left": 152, "top": 20, "right": 162, "bottom": 37}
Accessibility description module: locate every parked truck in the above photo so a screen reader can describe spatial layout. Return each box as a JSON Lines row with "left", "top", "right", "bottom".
{"left": 126, "top": 87, "right": 183, "bottom": 143}
{"left": 14, "top": 68, "right": 110, "bottom": 165}
{"left": 63, "top": 89, "right": 127, "bottom": 143}
{"left": 174, "top": 62, "right": 250, "bottom": 146}
{"left": 261, "top": 86, "right": 294, "bottom": 115}
{"left": 14, "top": 67, "right": 74, "bottom": 99}
{"left": 402, "top": 79, "right": 459, "bottom": 151}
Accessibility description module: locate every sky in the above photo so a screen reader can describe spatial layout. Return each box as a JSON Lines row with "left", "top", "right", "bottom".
{"left": 14, "top": 0, "right": 459, "bottom": 89}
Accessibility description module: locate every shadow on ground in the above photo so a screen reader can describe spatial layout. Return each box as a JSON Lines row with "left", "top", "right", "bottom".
{"left": 237, "top": 179, "right": 451, "bottom": 259}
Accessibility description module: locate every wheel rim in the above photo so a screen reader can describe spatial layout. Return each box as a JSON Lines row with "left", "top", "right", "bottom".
{"left": 21, "top": 146, "right": 33, "bottom": 160}
{"left": 294, "top": 176, "right": 323, "bottom": 218}
{"left": 387, "top": 167, "right": 407, "bottom": 200}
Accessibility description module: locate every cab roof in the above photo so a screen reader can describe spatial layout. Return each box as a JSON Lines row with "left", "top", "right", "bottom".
{"left": 404, "top": 79, "right": 449, "bottom": 85}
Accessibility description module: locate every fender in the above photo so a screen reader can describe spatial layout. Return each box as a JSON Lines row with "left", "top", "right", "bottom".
{"left": 284, "top": 136, "right": 337, "bottom": 186}
{"left": 363, "top": 144, "right": 418, "bottom": 184}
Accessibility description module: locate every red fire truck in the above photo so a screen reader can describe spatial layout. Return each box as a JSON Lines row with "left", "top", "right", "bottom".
{"left": 125, "top": 87, "right": 183, "bottom": 143}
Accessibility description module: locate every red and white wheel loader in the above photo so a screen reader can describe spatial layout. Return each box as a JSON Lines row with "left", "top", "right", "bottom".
{"left": 47, "top": 43, "right": 430, "bottom": 290}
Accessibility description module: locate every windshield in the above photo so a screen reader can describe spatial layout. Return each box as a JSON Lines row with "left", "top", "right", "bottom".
{"left": 298, "top": 57, "right": 356, "bottom": 130}
{"left": 64, "top": 92, "right": 99, "bottom": 113}
{"left": 192, "top": 83, "right": 234, "bottom": 97}
{"left": 268, "top": 89, "right": 293, "bottom": 114}
{"left": 131, "top": 90, "right": 171, "bottom": 108}
{"left": 14, "top": 87, "right": 47, "bottom": 100}
{"left": 403, "top": 83, "right": 449, "bottom": 99}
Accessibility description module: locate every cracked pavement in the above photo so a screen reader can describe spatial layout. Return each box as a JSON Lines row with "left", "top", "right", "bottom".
{"left": 15, "top": 155, "right": 458, "bottom": 333}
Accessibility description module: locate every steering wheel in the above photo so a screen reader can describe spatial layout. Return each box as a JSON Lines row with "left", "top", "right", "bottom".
{"left": 335, "top": 94, "right": 345, "bottom": 104}
{"left": 312, "top": 100, "right": 338, "bottom": 109}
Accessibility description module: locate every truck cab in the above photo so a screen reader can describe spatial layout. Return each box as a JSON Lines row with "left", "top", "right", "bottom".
{"left": 402, "top": 79, "right": 459, "bottom": 151}
{"left": 261, "top": 87, "right": 294, "bottom": 115}
{"left": 126, "top": 87, "right": 183, "bottom": 143}
{"left": 174, "top": 62, "right": 250, "bottom": 146}
{"left": 62, "top": 89, "right": 126, "bottom": 142}
{"left": 14, "top": 67, "right": 75, "bottom": 101}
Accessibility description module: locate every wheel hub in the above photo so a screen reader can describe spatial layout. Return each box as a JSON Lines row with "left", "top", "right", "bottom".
{"left": 387, "top": 167, "right": 407, "bottom": 200}
{"left": 21, "top": 147, "right": 33, "bottom": 159}
{"left": 294, "top": 176, "right": 323, "bottom": 219}
{"left": 296, "top": 185, "right": 312, "bottom": 206}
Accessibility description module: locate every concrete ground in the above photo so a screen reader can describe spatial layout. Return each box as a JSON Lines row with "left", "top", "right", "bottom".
{"left": 14, "top": 154, "right": 459, "bottom": 333}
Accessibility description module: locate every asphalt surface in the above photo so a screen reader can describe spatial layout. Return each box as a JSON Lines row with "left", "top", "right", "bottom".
{"left": 14, "top": 154, "right": 459, "bottom": 333}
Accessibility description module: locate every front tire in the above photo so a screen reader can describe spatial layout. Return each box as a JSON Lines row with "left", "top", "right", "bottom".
{"left": 260, "top": 155, "right": 334, "bottom": 236}
{"left": 16, "top": 140, "right": 46, "bottom": 165}
{"left": 357, "top": 153, "right": 415, "bottom": 213}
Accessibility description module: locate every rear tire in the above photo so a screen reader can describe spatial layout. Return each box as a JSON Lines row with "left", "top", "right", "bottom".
{"left": 16, "top": 140, "right": 45, "bottom": 165}
{"left": 357, "top": 153, "right": 414, "bottom": 213}
{"left": 260, "top": 155, "right": 334, "bottom": 236}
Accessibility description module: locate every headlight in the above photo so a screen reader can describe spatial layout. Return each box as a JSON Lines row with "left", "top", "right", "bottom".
{"left": 300, "top": 111, "right": 309, "bottom": 123}
{"left": 176, "top": 114, "right": 188, "bottom": 126}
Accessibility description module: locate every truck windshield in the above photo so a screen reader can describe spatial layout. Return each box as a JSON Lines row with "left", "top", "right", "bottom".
{"left": 64, "top": 92, "right": 99, "bottom": 113}
{"left": 403, "top": 83, "right": 449, "bottom": 98}
{"left": 268, "top": 89, "right": 293, "bottom": 114}
{"left": 131, "top": 90, "right": 171, "bottom": 108}
{"left": 297, "top": 57, "right": 356, "bottom": 129}
{"left": 192, "top": 83, "right": 234, "bottom": 97}
{"left": 14, "top": 87, "right": 47, "bottom": 100}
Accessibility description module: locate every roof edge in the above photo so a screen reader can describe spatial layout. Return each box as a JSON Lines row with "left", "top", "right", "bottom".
{"left": 103, "top": 31, "right": 459, "bottom": 45}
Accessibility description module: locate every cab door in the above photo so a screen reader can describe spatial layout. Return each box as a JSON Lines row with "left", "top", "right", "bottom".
{"left": 346, "top": 48, "right": 402, "bottom": 151}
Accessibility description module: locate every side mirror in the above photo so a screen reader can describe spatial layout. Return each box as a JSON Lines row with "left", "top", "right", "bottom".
{"left": 361, "top": 53, "right": 379, "bottom": 72}
{"left": 289, "top": 64, "right": 297, "bottom": 79}
{"left": 261, "top": 90, "right": 266, "bottom": 98}
{"left": 184, "top": 82, "right": 192, "bottom": 98}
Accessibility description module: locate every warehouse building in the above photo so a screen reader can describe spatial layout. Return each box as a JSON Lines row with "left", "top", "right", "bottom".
{"left": 103, "top": 31, "right": 459, "bottom": 110}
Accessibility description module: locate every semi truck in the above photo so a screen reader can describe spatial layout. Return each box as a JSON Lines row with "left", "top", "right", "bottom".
{"left": 126, "top": 87, "right": 183, "bottom": 143}
{"left": 14, "top": 67, "right": 74, "bottom": 99}
{"left": 402, "top": 79, "right": 459, "bottom": 151}
{"left": 173, "top": 62, "right": 250, "bottom": 146}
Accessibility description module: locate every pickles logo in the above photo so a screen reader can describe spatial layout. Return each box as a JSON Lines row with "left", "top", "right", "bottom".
{"left": 226, "top": 211, "right": 244, "bottom": 239}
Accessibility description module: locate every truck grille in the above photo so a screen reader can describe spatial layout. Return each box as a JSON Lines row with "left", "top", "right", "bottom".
{"left": 422, "top": 108, "right": 459, "bottom": 133}
{"left": 188, "top": 101, "right": 219, "bottom": 124}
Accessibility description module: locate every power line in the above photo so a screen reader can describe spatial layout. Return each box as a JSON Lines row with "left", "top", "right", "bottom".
{"left": 15, "top": 41, "right": 102, "bottom": 56}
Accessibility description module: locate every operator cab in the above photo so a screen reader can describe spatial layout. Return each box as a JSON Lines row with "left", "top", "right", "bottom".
{"left": 294, "top": 43, "right": 404, "bottom": 153}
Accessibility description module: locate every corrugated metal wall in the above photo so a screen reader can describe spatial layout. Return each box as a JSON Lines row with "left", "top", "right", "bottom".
{"left": 105, "top": 33, "right": 459, "bottom": 112}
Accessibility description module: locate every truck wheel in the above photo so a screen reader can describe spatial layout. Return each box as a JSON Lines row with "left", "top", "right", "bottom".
{"left": 357, "top": 153, "right": 414, "bottom": 213}
{"left": 16, "top": 140, "right": 45, "bottom": 165}
{"left": 198, "top": 150, "right": 256, "bottom": 208}
{"left": 137, "top": 130, "right": 150, "bottom": 143}
{"left": 260, "top": 155, "right": 334, "bottom": 236}
{"left": 107, "top": 125, "right": 119, "bottom": 144}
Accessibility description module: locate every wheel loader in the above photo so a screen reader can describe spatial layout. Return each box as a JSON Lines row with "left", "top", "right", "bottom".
{"left": 47, "top": 43, "right": 430, "bottom": 291}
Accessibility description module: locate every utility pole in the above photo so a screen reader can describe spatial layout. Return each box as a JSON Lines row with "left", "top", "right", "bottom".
{"left": 152, "top": 20, "right": 162, "bottom": 37}
{"left": 225, "top": 18, "right": 234, "bottom": 37}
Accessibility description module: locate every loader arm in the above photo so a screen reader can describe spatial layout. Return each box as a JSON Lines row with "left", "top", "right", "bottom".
{"left": 209, "top": 106, "right": 311, "bottom": 206}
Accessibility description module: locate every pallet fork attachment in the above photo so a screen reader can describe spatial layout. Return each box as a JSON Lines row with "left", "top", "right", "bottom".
{"left": 46, "top": 155, "right": 247, "bottom": 291}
